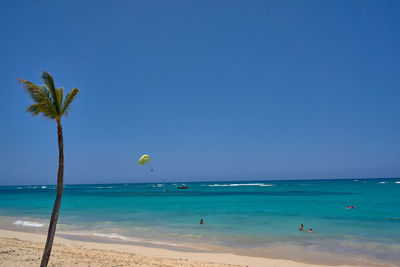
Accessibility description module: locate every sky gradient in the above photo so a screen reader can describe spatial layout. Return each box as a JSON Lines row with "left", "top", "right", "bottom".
{"left": 0, "top": 0, "right": 399, "bottom": 185}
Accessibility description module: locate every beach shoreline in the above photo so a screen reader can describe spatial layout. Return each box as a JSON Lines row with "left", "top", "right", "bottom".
{"left": 0, "top": 229, "right": 357, "bottom": 267}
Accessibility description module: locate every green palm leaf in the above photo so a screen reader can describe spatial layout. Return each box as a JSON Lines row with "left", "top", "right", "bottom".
{"left": 56, "top": 87, "right": 64, "bottom": 111}
{"left": 26, "top": 103, "right": 58, "bottom": 119}
{"left": 41, "top": 71, "right": 60, "bottom": 113}
{"left": 19, "top": 78, "right": 58, "bottom": 117}
{"left": 61, "top": 88, "right": 80, "bottom": 116}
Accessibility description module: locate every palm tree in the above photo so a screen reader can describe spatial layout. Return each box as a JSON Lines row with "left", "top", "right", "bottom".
{"left": 19, "top": 71, "right": 79, "bottom": 267}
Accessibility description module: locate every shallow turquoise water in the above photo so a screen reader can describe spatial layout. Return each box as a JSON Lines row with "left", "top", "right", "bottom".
{"left": 0, "top": 178, "right": 399, "bottom": 264}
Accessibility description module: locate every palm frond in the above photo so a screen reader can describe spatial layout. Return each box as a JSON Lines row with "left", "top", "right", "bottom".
{"left": 41, "top": 85, "right": 50, "bottom": 98}
{"left": 19, "top": 78, "right": 58, "bottom": 117}
{"left": 56, "top": 87, "right": 64, "bottom": 110}
{"left": 26, "top": 103, "right": 58, "bottom": 119}
{"left": 19, "top": 79, "right": 45, "bottom": 104}
{"left": 26, "top": 104, "right": 41, "bottom": 115}
{"left": 41, "top": 71, "right": 60, "bottom": 113}
{"left": 61, "top": 88, "right": 80, "bottom": 116}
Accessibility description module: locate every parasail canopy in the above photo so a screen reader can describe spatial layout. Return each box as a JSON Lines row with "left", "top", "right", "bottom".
{"left": 138, "top": 154, "right": 151, "bottom": 166}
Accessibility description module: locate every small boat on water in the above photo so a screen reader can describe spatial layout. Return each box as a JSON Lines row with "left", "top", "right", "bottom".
{"left": 178, "top": 186, "right": 188, "bottom": 189}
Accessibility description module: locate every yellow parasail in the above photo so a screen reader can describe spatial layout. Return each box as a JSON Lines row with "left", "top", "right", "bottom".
{"left": 138, "top": 154, "right": 151, "bottom": 166}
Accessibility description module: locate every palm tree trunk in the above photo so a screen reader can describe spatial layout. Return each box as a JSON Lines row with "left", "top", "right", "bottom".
{"left": 40, "top": 121, "right": 64, "bottom": 267}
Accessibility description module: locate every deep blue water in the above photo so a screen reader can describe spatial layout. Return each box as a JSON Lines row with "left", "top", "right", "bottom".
{"left": 0, "top": 178, "right": 399, "bottom": 265}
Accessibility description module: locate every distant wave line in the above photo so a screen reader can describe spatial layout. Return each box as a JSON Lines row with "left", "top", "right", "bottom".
{"left": 203, "top": 183, "right": 274, "bottom": 187}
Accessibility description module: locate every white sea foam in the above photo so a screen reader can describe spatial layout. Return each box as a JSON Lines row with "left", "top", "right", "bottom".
{"left": 61, "top": 231, "right": 183, "bottom": 248}
{"left": 92, "top": 233, "right": 180, "bottom": 246}
{"left": 395, "top": 181, "right": 400, "bottom": 184}
{"left": 93, "top": 233, "right": 129, "bottom": 240}
{"left": 59, "top": 231, "right": 88, "bottom": 236}
{"left": 13, "top": 220, "right": 44, "bottom": 227}
{"left": 148, "top": 240, "right": 179, "bottom": 246}
{"left": 62, "top": 232, "right": 137, "bottom": 242}
{"left": 354, "top": 179, "right": 359, "bottom": 181}
{"left": 41, "top": 186, "right": 47, "bottom": 189}
{"left": 17, "top": 187, "right": 21, "bottom": 189}
{"left": 379, "top": 181, "right": 386, "bottom": 184}
{"left": 95, "top": 186, "right": 114, "bottom": 189}
{"left": 204, "top": 183, "right": 274, "bottom": 187}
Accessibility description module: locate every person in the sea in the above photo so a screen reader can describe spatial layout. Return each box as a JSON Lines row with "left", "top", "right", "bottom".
{"left": 299, "top": 224, "right": 303, "bottom": 231}
{"left": 200, "top": 219, "right": 204, "bottom": 225}
{"left": 307, "top": 228, "right": 313, "bottom": 233}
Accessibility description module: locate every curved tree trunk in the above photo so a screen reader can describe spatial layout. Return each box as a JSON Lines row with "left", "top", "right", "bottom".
{"left": 40, "top": 121, "right": 64, "bottom": 267}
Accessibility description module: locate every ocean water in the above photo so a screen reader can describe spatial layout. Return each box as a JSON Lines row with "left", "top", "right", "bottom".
{"left": 0, "top": 178, "right": 399, "bottom": 265}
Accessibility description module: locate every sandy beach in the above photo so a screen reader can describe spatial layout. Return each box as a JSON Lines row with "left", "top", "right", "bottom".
{"left": 0, "top": 229, "right": 357, "bottom": 267}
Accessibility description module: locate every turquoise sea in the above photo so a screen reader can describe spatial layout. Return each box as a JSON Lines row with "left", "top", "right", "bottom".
{"left": 0, "top": 178, "right": 399, "bottom": 266}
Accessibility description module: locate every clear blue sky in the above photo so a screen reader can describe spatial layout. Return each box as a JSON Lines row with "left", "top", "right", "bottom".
{"left": 0, "top": 0, "right": 399, "bottom": 186}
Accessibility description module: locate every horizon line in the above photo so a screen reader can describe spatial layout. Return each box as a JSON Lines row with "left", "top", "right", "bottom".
{"left": 1, "top": 176, "right": 399, "bottom": 187}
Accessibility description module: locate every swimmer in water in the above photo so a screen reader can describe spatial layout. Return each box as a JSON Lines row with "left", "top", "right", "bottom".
{"left": 299, "top": 224, "right": 303, "bottom": 231}
{"left": 307, "top": 229, "right": 313, "bottom": 233}
{"left": 200, "top": 219, "right": 204, "bottom": 225}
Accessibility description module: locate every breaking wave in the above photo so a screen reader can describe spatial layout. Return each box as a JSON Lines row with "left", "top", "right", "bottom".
{"left": 93, "top": 233, "right": 129, "bottom": 240}
{"left": 204, "top": 183, "right": 274, "bottom": 187}
{"left": 13, "top": 220, "right": 44, "bottom": 227}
